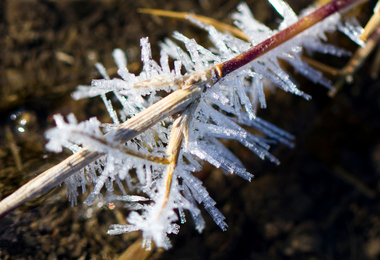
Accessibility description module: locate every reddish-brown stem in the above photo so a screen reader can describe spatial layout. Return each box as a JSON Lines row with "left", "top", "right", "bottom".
{"left": 211, "top": 0, "right": 362, "bottom": 82}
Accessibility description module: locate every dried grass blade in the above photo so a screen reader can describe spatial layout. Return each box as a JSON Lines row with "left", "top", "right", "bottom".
{"left": 138, "top": 8, "right": 248, "bottom": 40}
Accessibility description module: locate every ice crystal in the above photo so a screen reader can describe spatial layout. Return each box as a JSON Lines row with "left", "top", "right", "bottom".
{"left": 44, "top": 0, "right": 363, "bottom": 249}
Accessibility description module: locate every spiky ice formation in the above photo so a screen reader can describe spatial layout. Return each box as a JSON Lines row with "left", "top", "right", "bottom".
{"left": 44, "top": 0, "right": 363, "bottom": 249}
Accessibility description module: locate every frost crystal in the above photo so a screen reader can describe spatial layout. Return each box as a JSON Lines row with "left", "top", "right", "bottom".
{"left": 45, "top": 0, "right": 363, "bottom": 249}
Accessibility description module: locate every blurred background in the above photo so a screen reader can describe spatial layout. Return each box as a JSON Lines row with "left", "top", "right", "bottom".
{"left": 0, "top": 0, "right": 379, "bottom": 259}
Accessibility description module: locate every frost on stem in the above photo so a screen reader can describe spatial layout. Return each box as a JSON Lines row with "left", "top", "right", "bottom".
{"left": 40, "top": 0, "right": 364, "bottom": 249}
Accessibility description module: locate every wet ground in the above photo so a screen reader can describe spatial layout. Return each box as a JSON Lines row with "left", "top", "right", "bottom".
{"left": 0, "top": 0, "right": 379, "bottom": 259}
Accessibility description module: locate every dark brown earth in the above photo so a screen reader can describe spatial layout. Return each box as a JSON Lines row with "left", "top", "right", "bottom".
{"left": 0, "top": 0, "right": 379, "bottom": 259}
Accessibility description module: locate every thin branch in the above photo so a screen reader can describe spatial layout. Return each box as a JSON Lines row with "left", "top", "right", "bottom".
{"left": 329, "top": 26, "right": 380, "bottom": 96}
{"left": 360, "top": 0, "right": 380, "bottom": 41}
{"left": 212, "top": 0, "right": 363, "bottom": 80}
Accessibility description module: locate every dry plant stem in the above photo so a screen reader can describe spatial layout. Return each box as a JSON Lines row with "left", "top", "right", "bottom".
{"left": 5, "top": 125, "right": 23, "bottom": 172}
{"left": 300, "top": 56, "right": 342, "bottom": 76}
{"left": 138, "top": 8, "right": 248, "bottom": 41}
{"left": 333, "top": 166, "right": 377, "bottom": 198}
{"left": 360, "top": 13, "right": 380, "bottom": 41}
{"left": 158, "top": 116, "right": 185, "bottom": 219}
{"left": 0, "top": 81, "right": 204, "bottom": 219}
{"left": 340, "top": 27, "right": 380, "bottom": 75}
{"left": 158, "top": 102, "right": 197, "bottom": 218}
{"left": 327, "top": 26, "right": 380, "bottom": 96}
{"left": 213, "top": 0, "right": 363, "bottom": 78}
{"left": 0, "top": 148, "right": 101, "bottom": 219}
{"left": 301, "top": 25, "right": 380, "bottom": 78}
{"left": 0, "top": 0, "right": 362, "bottom": 219}
{"left": 370, "top": 36, "right": 380, "bottom": 78}
{"left": 360, "top": 1, "right": 380, "bottom": 41}
{"left": 301, "top": 26, "right": 379, "bottom": 96}
{"left": 140, "top": 8, "right": 347, "bottom": 83}
{"left": 116, "top": 237, "right": 155, "bottom": 260}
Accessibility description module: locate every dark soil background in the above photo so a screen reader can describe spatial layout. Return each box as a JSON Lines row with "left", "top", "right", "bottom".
{"left": 0, "top": 0, "right": 379, "bottom": 259}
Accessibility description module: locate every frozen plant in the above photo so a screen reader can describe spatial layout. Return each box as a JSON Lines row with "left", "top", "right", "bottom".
{"left": 0, "top": 0, "right": 365, "bottom": 250}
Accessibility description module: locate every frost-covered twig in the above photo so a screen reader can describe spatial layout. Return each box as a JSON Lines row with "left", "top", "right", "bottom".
{"left": 214, "top": 0, "right": 364, "bottom": 79}
{"left": 0, "top": 0, "right": 365, "bottom": 249}
{"left": 0, "top": 75, "right": 205, "bottom": 217}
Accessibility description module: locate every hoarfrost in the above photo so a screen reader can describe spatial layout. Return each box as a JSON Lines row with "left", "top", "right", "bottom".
{"left": 44, "top": 0, "right": 363, "bottom": 249}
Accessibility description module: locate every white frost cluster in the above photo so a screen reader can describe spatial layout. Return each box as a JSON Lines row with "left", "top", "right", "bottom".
{"left": 45, "top": 0, "right": 363, "bottom": 249}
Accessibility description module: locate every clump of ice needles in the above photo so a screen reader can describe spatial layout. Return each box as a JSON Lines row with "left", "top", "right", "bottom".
{"left": 0, "top": 0, "right": 364, "bottom": 250}
{"left": 47, "top": 0, "right": 364, "bottom": 249}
